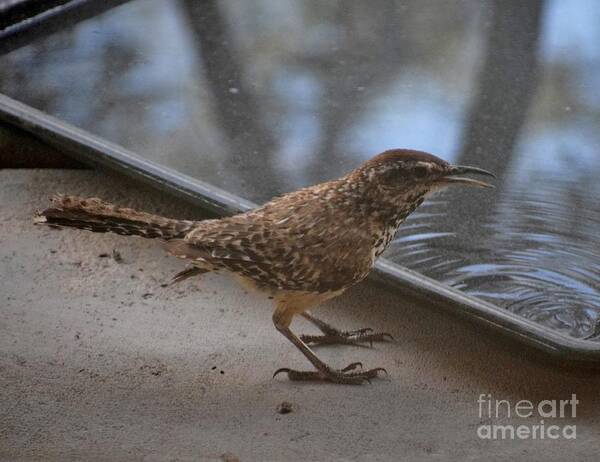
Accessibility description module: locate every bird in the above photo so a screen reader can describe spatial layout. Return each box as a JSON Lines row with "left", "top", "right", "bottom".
{"left": 35, "top": 149, "right": 494, "bottom": 384}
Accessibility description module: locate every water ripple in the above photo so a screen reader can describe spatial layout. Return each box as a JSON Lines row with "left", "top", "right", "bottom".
{"left": 386, "top": 172, "right": 600, "bottom": 339}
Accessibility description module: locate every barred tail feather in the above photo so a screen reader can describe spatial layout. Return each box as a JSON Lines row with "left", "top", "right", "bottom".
{"left": 34, "top": 195, "right": 198, "bottom": 240}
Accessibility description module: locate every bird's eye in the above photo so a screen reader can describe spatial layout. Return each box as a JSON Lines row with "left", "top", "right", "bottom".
{"left": 413, "top": 166, "right": 428, "bottom": 178}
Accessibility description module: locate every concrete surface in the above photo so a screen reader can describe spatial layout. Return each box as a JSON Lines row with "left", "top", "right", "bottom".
{"left": 1, "top": 169, "right": 599, "bottom": 461}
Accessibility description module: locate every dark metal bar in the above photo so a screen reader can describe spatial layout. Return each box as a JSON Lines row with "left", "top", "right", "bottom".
{"left": 1, "top": 1, "right": 71, "bottom": 31}
{"left": 0, "top": 0, "right": 130, "bottom": 55}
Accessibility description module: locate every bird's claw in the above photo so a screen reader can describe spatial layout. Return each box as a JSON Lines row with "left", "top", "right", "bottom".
{"left": 300, "top": 330, "right": 394, "bottom": 347}
{"left": 273, "top": 367, "right": 292, "bottom": 379}
{"left": 347, "top": 327, "right": 373, "bottom": 336}
{"left": 341, "top": 361, "right": 363, "bottom": 372}
{"left": 273, "top": 364, "right": 387, "bottom": 384}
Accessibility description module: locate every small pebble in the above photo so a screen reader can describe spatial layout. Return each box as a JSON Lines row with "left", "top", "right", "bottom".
{"left": 276, "top": 401, "right": 293, "bottom": 414}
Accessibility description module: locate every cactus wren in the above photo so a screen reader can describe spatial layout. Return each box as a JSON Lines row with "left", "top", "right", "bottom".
{"left": 35, "top": 149, "right": 494, "bottom": 384}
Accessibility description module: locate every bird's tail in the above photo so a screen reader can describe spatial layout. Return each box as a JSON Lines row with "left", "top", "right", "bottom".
{"left": 34, "top": 195, "right": 198, "bottom": 240}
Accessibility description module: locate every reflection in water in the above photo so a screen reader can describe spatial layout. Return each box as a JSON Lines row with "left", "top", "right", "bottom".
{"left": 389, "top": 172, "right": 600, "bottom": 338}
{"left": 0, "top": 0, "right": 599, "bottom": 338}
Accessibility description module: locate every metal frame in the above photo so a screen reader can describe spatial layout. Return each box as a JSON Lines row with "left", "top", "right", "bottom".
{"left": 0, "top": 0, "right": 129, "bottom": 54}
{"left": 2, "top": 93, "right": 599, "bottom": 365}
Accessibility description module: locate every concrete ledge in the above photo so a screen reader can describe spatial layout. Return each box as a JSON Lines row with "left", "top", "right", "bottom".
{"left": 1, "top": 169, "right": 598, "bottom": 461}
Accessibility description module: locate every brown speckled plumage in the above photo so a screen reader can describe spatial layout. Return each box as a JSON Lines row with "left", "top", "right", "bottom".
{"left": 35, "top": 149, "right": 494, "bottom": 384}
{"left": 166, "top": 150, "right": 447, "bottom": 294}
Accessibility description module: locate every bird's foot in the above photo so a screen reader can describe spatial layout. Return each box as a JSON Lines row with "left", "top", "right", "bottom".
{"left": 273, "top": 362, "right": 387, "bottom": 385}
{"left": 300, "top": 313, "right": 393, "bottom": 347}
{"left": 300, "top": 328, "right": 394, "bottom": 347}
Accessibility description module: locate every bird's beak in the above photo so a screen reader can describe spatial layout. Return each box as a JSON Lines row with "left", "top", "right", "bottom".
{"left": 436, "top": 165, "right": 496, "bottom": 189}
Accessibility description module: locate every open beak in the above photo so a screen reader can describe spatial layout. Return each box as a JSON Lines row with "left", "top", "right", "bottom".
{"left": 436, "top": 165, "right": 496, "bottom": 189}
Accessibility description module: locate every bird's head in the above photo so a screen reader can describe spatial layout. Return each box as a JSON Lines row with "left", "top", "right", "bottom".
{"left": 354, "top": 149, "right": 495, "bottom": 197}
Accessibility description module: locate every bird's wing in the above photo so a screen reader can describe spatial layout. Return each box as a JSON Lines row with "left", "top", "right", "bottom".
{"left": 165, "top": 215, "right": 299, "bottom": 290}
{"left": 165, "top": 191, "right": 374, "bottom": 292}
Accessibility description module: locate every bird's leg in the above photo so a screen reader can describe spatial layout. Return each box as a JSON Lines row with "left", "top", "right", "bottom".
{"left": 299, "top": 312, "right": 393, "bottom": 347}
{"left": 272, "top": 306, "right": 386, "bottom": 384}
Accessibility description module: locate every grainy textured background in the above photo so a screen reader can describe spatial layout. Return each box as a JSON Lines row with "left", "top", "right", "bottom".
{"left": 1, "top": 169, "right": 599, "bottom": 461}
